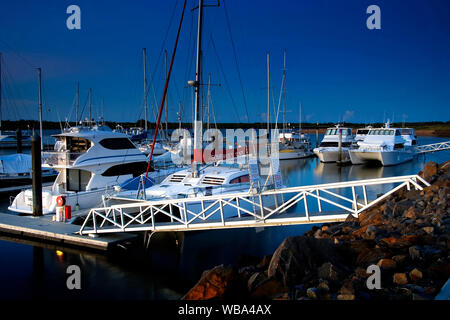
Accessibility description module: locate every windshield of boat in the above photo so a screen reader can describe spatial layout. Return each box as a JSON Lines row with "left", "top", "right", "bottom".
{"left": 368, "top": 129, "right": 395, "bottom": 135}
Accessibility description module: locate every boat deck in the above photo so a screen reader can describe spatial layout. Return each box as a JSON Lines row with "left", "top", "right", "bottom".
{"left": 0, "top": 211, "right": 136, "bottom": 250}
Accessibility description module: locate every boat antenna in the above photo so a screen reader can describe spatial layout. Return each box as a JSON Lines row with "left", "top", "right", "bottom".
{"left": 37, "top": 67, "right": 43, "bottom": 150}
{"left": 0, "top": 52, "right": 2, "bottom": 135}
{"left": 267, "top": 51, "right": 270, "bottom": 134}
{"left": 143, "top": 48, "right": 148, "bottom": 131}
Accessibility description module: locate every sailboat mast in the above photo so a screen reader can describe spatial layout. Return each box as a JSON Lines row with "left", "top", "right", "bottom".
{"left": 37, "top": 67, "right": 43, "bottom": 150}
{"left": 143, "top": 48, "right": 148, "bottom": 132}
{"left": 102, "top": 98, "right": 105, "bottom": 125}
{"left": 89, "top": 88, "right": 92, "bottom": 127}
{"left": 299, "top": 101, "right": 302, "bottom": 132}
{"left": 267, "top": 52, "right": 270, "bottom": 133}
{"left": 165, "top": 49, "right": 169, "bottom": 139}
{"left": 192, "top": 0, "right": 204, "bottom": 177}
{"left": 0, "top": 52, "right": 2, "bottom": 135}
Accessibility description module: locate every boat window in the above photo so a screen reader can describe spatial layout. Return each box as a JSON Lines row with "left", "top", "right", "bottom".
{"left": 230, "top": 174, "right": 250, "bottom": 184}
{"left": 326, "top": 129, "right": 331, "bottom": 135}
{"left": 395, "top": 130, "right": 401, "bottom": 136}
{"left": 320, "top": 142, "right": 337, "bottom": 147}
{"left": 394, "top": 143, "right": 404, "bottom": 150}
{"left": 67, "top": 137, "right": 91, "bottom": 153}
{"left": 101, "top": 161, "right": 148, "bottom": 177}
{"left": 99, "top": 138, "right": 136, "bottom": 150}
{"left": 67, "top": 169, "right": 92, "bottom": 192}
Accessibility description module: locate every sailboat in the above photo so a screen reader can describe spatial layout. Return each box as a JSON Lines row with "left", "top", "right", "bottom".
{"left": 106, "top": 0, "right": 285, "bottom": 218}
{"left": 270, "top": 50, "right": 313, "bottom": 160}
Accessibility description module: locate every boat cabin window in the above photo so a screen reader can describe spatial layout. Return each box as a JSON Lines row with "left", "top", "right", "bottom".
{"left": 357, "top": 129, "right": 369, "bottom": 135}
{"left": 394, "top": 143, "right": 404, "bottom": 150}
{"left": 320, "top": 142, "right": 352, "bottom": 147}
{"left": 368, "top": 129, "right": 395, "bottom": 136}
{"left": 230, "top": 174, "right": 250, "bottom": 184}
{"left": 66, "top": 169, "right": 92, "bottom": 192}
{"left": 99, "top": 138, "right": 136, "bottom": 150}
{"left": 101, "top": 161, "right": 148, "bottom": 177}
{"left": 67, "top": 137, "right": 91, "bottom": 153}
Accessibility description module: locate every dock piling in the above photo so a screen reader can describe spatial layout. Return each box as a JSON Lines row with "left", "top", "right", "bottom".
{"left": 32, "top": 133, "right": 42, "bottom": 217}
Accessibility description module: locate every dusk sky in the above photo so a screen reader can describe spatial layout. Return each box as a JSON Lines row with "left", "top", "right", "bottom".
{"left": 0, "top": 0, "right": 449, "bottom": 124}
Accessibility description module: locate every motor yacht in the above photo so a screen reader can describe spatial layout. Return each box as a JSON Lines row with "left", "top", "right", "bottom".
{"left": 313, "top": 125, "right": 355, "bottom": 163}
{"left": 0, "top": 131, "right": 32, "bottom": 148}
{"left": 8, "top": 125, "right": 170, "bottom": 215}
{"left": 348, "top": 125, "right": 416, "bottom": 166}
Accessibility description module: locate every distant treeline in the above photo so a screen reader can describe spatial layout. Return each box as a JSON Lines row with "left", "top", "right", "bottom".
{"left": 1, "top": 119, "right": 449, "bottom": 131}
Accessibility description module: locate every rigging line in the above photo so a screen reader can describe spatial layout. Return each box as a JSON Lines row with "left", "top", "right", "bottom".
{"left": 274, "top": 70, "right": 285, "bottom": 131}
{"left": 144, "top": 0, "right": 187, "bottom": 184}
{"left": 222, "top": 0, "right": 250, "bottom": 123}
{"left": 0, "top": 39, "right": 36, "bottom": 69}
{"left": 77, "top": 92, "right": 90, "bottom": 123}
{"left": 150, "top": 0, "right": 180, "bottom": 82}
{"left": 209, "top": 34, "right": 241, "bottom": 123}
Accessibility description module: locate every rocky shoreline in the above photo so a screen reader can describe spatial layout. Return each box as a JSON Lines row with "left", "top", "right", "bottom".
{"left": 182, "top": 160, "right": 450, "bottom": 300}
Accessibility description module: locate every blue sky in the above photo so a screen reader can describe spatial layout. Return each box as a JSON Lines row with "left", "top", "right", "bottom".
{"left": 0, "top": 0, "right": 449, "bottom": 124}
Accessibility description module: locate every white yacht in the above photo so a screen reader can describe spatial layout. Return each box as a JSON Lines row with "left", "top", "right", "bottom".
{"left": 349, "top": 125, "right": 416, "bottom": 166}
{"left": 279, "top": 131, "right": 313, "bottom": 160}
{"left": 8, "top": 125, "right": 171, "bottom": 215}
{"left": 313, "top": 126, "right": 355, "bottom": 163}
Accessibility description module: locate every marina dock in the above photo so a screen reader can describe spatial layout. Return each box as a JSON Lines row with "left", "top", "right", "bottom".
{"left": 0, "top": 212, "right": 136, "bottom": 251}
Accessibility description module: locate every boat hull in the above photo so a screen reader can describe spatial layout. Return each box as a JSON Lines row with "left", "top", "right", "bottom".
{"left": 349, "top": 150, "right": 414, "bottom": 166}
{"left": 313, "top": 148, "right": 351, "bottom": 163}
{"left": 279, "top": 149, "right": 313, "bottom": 160}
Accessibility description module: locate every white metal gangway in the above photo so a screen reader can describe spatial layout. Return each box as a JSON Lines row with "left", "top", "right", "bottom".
{"left": 78, "top": 175, "right": 430, "bottom": 235}
{"left": 415, "top": 141, "right": 450, "bottom": 154}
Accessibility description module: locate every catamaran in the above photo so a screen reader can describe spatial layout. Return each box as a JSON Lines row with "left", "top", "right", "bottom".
{"left": 348, "top": 123, "right": 417, "bottom": 166}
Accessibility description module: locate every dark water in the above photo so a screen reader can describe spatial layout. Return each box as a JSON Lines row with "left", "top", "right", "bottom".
{"left": 0, "top": 133, "right": 449, "bottom": 300}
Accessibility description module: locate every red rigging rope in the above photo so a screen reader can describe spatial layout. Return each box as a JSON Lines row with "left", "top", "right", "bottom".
{"left": 144, "top": 0, "right": 187, "bottom": 184}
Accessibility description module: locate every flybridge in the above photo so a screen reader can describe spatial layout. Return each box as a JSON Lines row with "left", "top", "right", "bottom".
{"left": 415, "top": 141, "right": 450, "bottom": 154}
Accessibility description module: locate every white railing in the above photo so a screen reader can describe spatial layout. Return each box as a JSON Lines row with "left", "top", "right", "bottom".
{"left": 415, "top": 141, "right": 450, "bottom": 154}
{"left": 78, "top": 174, "right": 430, "bottom": 235}
{"left": 42, "top": 151, "right": 85, "bottom": 166}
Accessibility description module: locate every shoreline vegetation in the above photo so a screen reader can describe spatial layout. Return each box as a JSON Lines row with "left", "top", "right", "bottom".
{"left": 1, "top": 120, "right": 449, "bottom": 138}
{"left": 182, "top": 160, "right": 450, "bottom": 300}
